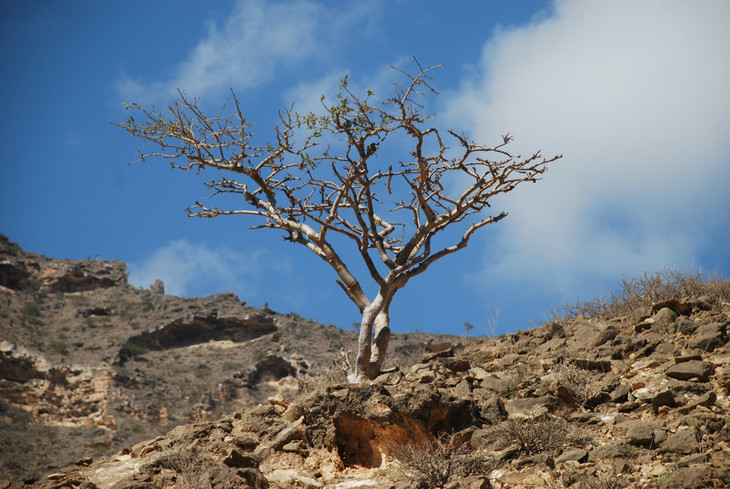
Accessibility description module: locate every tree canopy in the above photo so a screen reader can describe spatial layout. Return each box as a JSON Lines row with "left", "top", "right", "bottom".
{"left": 119, "top": 61, "right": 561, "bottom": 380}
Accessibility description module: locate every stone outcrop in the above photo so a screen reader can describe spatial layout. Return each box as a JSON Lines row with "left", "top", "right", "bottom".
{"left": 117, "top": 314, "right": 277, "bottom": 364}
{"left": 0, "top": 341, "right": 114, "bottom": 429}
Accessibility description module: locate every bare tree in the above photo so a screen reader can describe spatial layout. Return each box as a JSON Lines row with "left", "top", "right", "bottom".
{"left": 118, "top": 61, "right": 561, "bottom": 381}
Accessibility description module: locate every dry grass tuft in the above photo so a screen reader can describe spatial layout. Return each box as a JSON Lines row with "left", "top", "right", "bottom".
{"left": 553, "top": 268, "right": 730, "bottom": 320}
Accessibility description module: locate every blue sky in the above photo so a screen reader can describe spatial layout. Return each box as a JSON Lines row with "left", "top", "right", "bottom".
{"left": 2, "top": 0, "right": 729, "bottom": 337}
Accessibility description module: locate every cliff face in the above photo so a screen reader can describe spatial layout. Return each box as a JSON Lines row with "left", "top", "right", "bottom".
{"left": 0, "top": 235, "right": 456, "bottom": 483}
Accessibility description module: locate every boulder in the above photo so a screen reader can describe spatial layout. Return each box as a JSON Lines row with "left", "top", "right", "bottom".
{"left": 619, "top": 420, "right": 664, "bottom": 448}
{"left": 555, "top": 448, "right": 589, "bottom": 464}
{"left": 505, "top": 395, "right": 559, "bottom": 418}
{"left": 665, "top": 360, "right": 713, "bottom": 382}
{"left": 689, "top": 323, "right": 726, "bottom": 352}
{"left": 659, "top": 429, "right": 698, "bottom": 455}
{"left": 651, "top": 390, "right": 676, "bottom": 414}
{"left": 653, "top": 307, "right": 679, "bottom": 328}
{"left": 593, "top": 326, "right": 619, "bottom": 347}
{"left": 663, "top": 465, "right": 712, "bottom": 489}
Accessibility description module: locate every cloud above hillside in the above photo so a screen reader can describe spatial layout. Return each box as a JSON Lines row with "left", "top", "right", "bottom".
{"left": 117, "top": 0, "right": 377, "bottom": 103}
{"left": 128, "top": 240, "right": 272, "bottom": 298}
{"left": 445, "top": 0, "right": 730, "bottom": 298}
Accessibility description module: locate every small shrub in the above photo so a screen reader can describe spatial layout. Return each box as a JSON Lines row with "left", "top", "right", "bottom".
{"left": 147, "top": 450, "right": 213, "bottom": 489}
{"left": 21, "top": 301, "right": 41, "bottom": 317}
{"left": 392, "top": 433, "right": 489, "bottom": 489}
{"left": 194, "top": 364, "right": 211, "bottom": 378}
{"left": 383, "top": 344, "right": 425, "bottom": 372}
{"left": 222, "top": 361, "right": 245, "bottom": 371}
{"left": 491, "top": 415, "right": 571, "bottom": 455}
{"left": 122, "top": 341, "right": 147, "bottom": 357}
{"left": 298, "top": 345, "right": 352, "bottom": 390}
{"left": 46, "top": 340, "right": 69, "bottom": 355}
{"left": 554, "top": 364, "right": 604, "bottom": 408}
{"left": 18, "top": 277, "right": 43, "bottom": 291}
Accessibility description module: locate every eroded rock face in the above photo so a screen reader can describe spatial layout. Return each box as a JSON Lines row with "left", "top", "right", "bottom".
{"left": 0, "top": 259, "right": 33, "bottom": 290}
{"left": 0, "top": 342, "right": 114, "bottom": 429}
{"left": 43, "top": 261, "right": 128, "bottom": 293}
{"left": 117, "top": 314, "right": 277, "bottom": 364}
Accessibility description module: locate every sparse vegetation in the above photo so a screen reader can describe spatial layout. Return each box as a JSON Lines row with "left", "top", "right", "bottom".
{"left": 554, "top": 268, "right": 730, "bottom": 320}
{"left": 549, "top": 468, "right": 629, "bottom": 489}
{"left": 20, "top": 300, "right": 42, "bottom": 320}
{"left": 1, "top": 234, "right": 23, "bottom": 255}
{"left": 146, "top": 450, "right": 213, "bottom": 489}
{"left": 121, "top": 341, "right": 147, "bottom": 357}
{"left": 392, "top": 433, "right": 489, "bottom": 489}
{"left": 3, "top": 237, "right": 728, "bottom": 488}
{"left": 194, "top": 364, "right": 212, "bottom": 378}
{"left": 382, "top": 347, "right": 422, "bottom": 372}
{"left": 554, "top": 363, "right": 604, "bottom": 409}
{"left": 45, "top": 340, "right": 69, "bottom": 355}
{"left": 298, "top": 346, "right": 352, "bottom": 390}
{"left": 222, "top": 361, "right": 245, "bottom": 372}
{"left": 491, "top": 415, "right": 573, "bottom": 455}
{"left": 19, "top": 277, "right": 43, "bottom": 291}
{"left": 86, "top": 315, "right": 112, "bottom": 328}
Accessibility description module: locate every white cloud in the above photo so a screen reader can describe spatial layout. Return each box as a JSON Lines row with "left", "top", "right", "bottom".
{"left": 128, "top": 239, "right": 271, "bottom": 298}
{"left": 445, "top": 0, "right": 730, "bottom": 298}
{"left": 282, "top": 55, "right": 417, "bottom": 117}
{"left": 117, "top": 0, "right": 378, "bottom": 104}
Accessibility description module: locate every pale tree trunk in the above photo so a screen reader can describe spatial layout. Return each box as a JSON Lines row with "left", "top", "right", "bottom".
{"left": 353, "top": 292, "right": 393, "bottom": 381}
{"left": 366, "top": 309, "right": 391, "bottom": 379}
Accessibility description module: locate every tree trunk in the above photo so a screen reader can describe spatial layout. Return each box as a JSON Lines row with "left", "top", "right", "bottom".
{"left": 353, "top": 293, "right": 393, "bottom": 381}
{"left": 366, "top": 309, "right": 390, "bottom": 379}
{"left": 354, "top": 299, "right": 380, "bottom": 381}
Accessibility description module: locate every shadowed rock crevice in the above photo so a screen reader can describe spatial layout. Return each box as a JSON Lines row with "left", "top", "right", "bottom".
{"left": 117, "top": 314, "right": 277, "bottom": 364}
{"left": 250, "top": 355, "right": 299, "bottom": 383}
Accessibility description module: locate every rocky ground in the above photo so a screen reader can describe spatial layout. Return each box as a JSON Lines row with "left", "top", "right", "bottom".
{"left": 0, "top": 235, "right": 456, "bottom": 483}
{"left": 2, "top": 235, "right": 730, "bottom": 488}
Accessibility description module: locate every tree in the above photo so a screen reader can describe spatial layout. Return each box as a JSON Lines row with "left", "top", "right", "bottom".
{"left": 118, "top": 61, "right": 561, "bottom": 381}
{"left": 463, "top": 322, "right": 474, "bottom": 338}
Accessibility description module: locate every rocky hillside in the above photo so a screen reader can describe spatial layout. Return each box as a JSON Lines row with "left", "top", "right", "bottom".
{"left": 2, "top": 235, "right": 730, "bottom": 488}
{"left": 0, "top": 235, "right": 457, "bottom": 483}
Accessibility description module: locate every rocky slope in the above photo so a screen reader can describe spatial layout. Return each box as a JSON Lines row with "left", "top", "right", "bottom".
{"left": 0, "top": 235, "right": 457, "bottom": 483}
{"left": 2, "top": 235, "right": 730, "bottom": 488}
